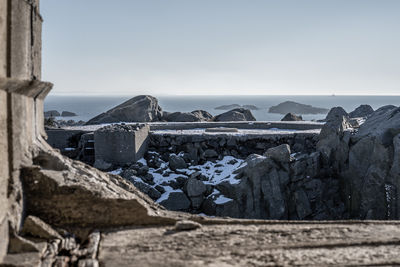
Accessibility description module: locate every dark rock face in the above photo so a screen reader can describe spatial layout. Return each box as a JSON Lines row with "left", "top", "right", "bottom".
{"left": 159, "top": 192, "right": 191, "bottom": 211}
{"left": 281, "top": 113, "right": 303, "bottom": 121}
{"left": 169, "top": 154, "right": 187, "bottom": 171}
{"left": 86, "top": 95, "right": 163, "bottom": 125}
{"left": 44, "top": 110, "right": 60, "bottom": 117}
{"left": 324, "top": 107, "right": 349, "bottom": 122}
{"left": 341, "top": 107, "right": 400, "bottom": 219}
{"left": 164, "top": 110, "right": 213, "bottom": 122}
{"left": 269, "top": 101, "right": 329, "bottom": 115}
{"left": 214, "top": 108, "right": 256, "bottom": 122}
{"left": 349, "top": 105, "right": 374, "bottom": 118}
{"left": 61, "top": 111, "right": 77, "bottom": 117}
{"left": 264, "top": 144, "right": 291, "bottom": 163}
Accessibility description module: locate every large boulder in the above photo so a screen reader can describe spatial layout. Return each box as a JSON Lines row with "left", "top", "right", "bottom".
{"left": 190, "top": 110, "right": 214, "bottom": 121}
{"left": 169, "top": 154, "right": 187, "bottom": 171}
{"left": 86, "top": 95, "right": 163, "bottom": 125}
{"left": 164, "top": 110, "right": 213, "bottom": 122}
{"left": 159, "top": 191, "right": 191, "bottom": 211}
{"left": 349, "top": 105, "right": 374, "bottom": 118}
{"left": 281, "top": 113, "right": 303, "bottom": 121}
{"left": 317, "top": 109, "right": 352, "bottom": 171}
{"left": 264, "top": 144, "right": 291, "bottom": 163}
{"left": 21, "top": 148, "right": 177, "bottom": 229}
{"left": 340, "top": 107, "right": 400, "bottom": 219}
{"left": 324, "top": 107, "right": 349, "bottom": 122}
{"left": 214, "top": 108, "right": 256, "bottom": 122}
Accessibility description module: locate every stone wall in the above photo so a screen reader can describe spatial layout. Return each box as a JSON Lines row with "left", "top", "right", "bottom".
{"left": 150, "top": 132, "right": 319, "bottom": 164}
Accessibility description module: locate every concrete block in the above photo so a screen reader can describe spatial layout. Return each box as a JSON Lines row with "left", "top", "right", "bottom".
{"left": 10, "top": 0, "right": 31, "bottom": 79}
{"left": 0, "top": 0, "right": 7, "bottom": 77}
{"left": 94, "top": 124, "right": 149, "bottom": 166}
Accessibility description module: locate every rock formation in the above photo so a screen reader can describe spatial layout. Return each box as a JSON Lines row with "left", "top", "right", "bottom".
{"left": 44, "top": 110, "right": 60, "bottom": 117}
{"left": 281, "top": 113, "right": 303, "bottom": 121}
{"left": 214, "top": 108, "right": 256, "bottom": 121}
{"left": 349, "top": 104, "right": 374, "bottom": 118}
{"left": 215, "top": 104, "right": 260, "bottom": 110}
{"left": 86, "top": 95, "right": 163, "bottom": 125}
{"left": 324, "top": 106, "right": 349, "bottom": 121}
{"left": 61, "top": 111, "right": 77, "bottom": 117}
{"left": 164, "top": 110, "right": 213, "bottom": 122}
{"left": 269, "top": 101, "right": 329, "bottom": 115}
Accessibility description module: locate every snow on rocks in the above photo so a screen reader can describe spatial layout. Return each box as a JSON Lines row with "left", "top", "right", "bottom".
{"left": 109, "top": 151, "right": 244, "bottom": 214}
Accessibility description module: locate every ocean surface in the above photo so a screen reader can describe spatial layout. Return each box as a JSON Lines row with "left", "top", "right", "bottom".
{"left": 44, "top": 95, "right": 400, "bottom": 122}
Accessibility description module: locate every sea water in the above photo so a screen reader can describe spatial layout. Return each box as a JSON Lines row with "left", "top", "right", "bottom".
{"left": 44, "top": 95, "right": 400, "bottom": 122}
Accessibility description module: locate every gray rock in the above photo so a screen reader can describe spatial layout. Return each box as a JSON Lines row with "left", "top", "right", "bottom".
{"left": 86, "top": 95, "right": 163, "bottom": 125}
{"left": 264, "top": 144, "right": 291, "bottom": 163}
{"left": 121, "top": 169, "right": 137, "bottom": 179}
{"left": 324, "top": 107, "right": 349, "bottom": 122}
{"left": 294, "top": 189, "right": 312, "bottom": 219}
{"left": 184, "top": 178, "right": 206, "bottom": 198}
{"left": 131, "top": 179, "right": 161, "bottom": 201}
{"left": 349, "top": 105, "right": 374, "bottom": 118}
{"left": 214, "top": 108, "right": 256, "bottom": 122}
{"left": 173, "top": 220, "right": 201, "bottom": 231}
{"left": 169, "top": 155, "right": 187, "bottom": 171}
{"left": 93, "top": 159, "right": 113, "bottom": 171}
{"left": 203, "top": 149, "right": 218, "bottom": 158}
{"left": 190, "top": 110, "right": 214, "bottom": 121}
{"left": 281, "top": 113, "right": 303, "bottom": 121}
{"left": 159, "top": 191, "right": 191, "bottom": 211}
{"left": 44, "top": 110, "right": 60, "bottom": 117}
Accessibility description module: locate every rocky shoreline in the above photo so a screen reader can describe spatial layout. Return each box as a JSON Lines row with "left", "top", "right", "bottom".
{"left": 84, "top": 104, "right": 399, "bottom": 220}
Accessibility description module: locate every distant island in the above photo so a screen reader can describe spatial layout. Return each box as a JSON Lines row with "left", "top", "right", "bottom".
{"left": 215, "top": 104, "right": 260, "bottom": 110}
{"left": 268, "top": 101, "right": 329, "bottom": 115}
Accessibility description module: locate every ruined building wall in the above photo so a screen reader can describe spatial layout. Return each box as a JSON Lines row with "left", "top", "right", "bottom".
{"left": 0, "top": 0, "right": 52, "bottom": 261}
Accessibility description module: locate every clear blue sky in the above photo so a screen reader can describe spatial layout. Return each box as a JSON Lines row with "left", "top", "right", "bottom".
{"left": 41, "top": 0, "right": 400, "bottom": 95}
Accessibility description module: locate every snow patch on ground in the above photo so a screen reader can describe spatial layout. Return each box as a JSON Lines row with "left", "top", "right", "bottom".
{"left": 108, "top": 168, "right": 123, "bottom": 175}
{"left": 156, "top": 186, "right": 183, "bottom": 203}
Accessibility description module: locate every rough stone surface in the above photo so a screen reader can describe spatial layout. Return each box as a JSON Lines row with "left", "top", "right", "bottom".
{"left": 21, "top": 216, "right": 62, "bottom": 240}
{"left": 21, "top": 147, "right": 179, "bottom": 229}
{"left": 349, "top": 104, "right": 374, "bottom": 118}
{"left": 324, "top": 106, "right": 349, "bottom": 122}
{"left": 214, "top": 108, "right": 256, "bottom": 122}
{"left": 264, "top": 144, "right": 291, "bottom": 163}
{"left": 99, "top": 222, "right": 400, "bottom": 267}
{"left": 164, "top": 110, "right": 213, "bottom": 122}
{"left": 169, "top": 154, "right": 187, "bottom": 171}
{"left": 86, "top": 95, "right": 163, "bottom": 125}
{"left": 94, "top": 124, "right": 149, "bottom": 166}
{"left": 159, "top": 192, "right": 191, "bottom": 211}
{"left": 281, "top": 113, "right": 303, "bottom": 121}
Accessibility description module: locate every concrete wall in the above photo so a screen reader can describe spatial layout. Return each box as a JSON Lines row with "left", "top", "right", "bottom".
{"left": 0, "top": 0, "right": 49, "bottom": 262}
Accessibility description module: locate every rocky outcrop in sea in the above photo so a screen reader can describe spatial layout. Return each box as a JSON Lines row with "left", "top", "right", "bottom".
{"left": 269, "top": 101, "right": 329, "bottom": 115}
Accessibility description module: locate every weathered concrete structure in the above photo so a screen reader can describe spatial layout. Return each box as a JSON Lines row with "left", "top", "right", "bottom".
{"left": 0, "top": 0, "right": 51, "bottom": 262}
{"left": 94, "top": 124, "right": 149, "bottom": 166}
